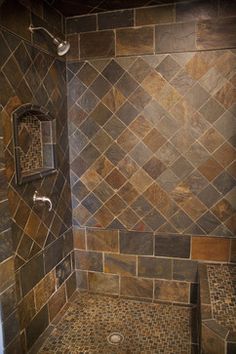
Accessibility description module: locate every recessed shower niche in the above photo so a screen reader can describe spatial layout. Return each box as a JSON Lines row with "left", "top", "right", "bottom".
{"left": 12, "top": 104, "right": 57, "bottom": 185}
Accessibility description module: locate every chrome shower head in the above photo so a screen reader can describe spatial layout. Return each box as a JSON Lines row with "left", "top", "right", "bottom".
{"left": 29, "top": 24, "right": 70, "bottom": 56}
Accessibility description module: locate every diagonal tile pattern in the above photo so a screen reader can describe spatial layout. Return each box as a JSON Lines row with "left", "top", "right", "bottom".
{"left": 67, "top": 49, "right": 236, "bottom": 235}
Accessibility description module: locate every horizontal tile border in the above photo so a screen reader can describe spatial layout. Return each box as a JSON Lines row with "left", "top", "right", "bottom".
{"left": 74, "top": 227, "right": 235, "bottom": 262}
{"left": 65, "top": 2, "right": 236, "bottom": 34}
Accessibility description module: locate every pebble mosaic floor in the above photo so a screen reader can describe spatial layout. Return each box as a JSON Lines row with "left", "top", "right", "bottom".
{"left": 207, "top": 264, "right": 236, "bottom": 333}
{"left": 39, "top": 292, "right": 196, "bottom": 354}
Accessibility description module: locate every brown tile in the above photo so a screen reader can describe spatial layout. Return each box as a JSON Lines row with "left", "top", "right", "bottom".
{"left": 219, "top": 0, "right": 236, "bottom": 17}
{"left": 117, "top": 155, "right": 139, "bottom": 179}
{"left": 73, "top": 228, "right": 86, "bottom": 249}
{"left": 156, "top": 22, "right": 196, "bottom": 53}
{"left": 116, "top": 27, "right": 154, "bottom": 56}
{"left": 102, "top": 87, "right": 126, "bottom": 112}
{"left": 142, "top": 71, "right": 166, "bottom": 99}
{"left": 116, "top": 129, "right": 139, "bottom": 153}
{"left": 86, "top": 229, "right": 118, "bottom": 252}
{"left": 199, "top": 98, "right": 225, "bottom": 124}
{"left": 80, "top": 30, "right": 115, "bottom": 59}
{"left": 136, "top": 5, "right": 175, "bottom": 26}
{"left": 197, "top": 18, "right": 236, "bottom": 50}
{"left": 143, "top": 128, "right": 166, "bottom": 153}
{"left": 191, "top": 236, "right": 230, "bottom": 261}
{"left": 214, "top": 81, "right": 236, "bottom": 109}
{"left": 20, "top": 254, "right": 45, "bottom": 296}
{"left": 88, "top": 272, "right": 119, "bottom": 295}
{"left": 48, "top": 285, "right": 66, "bottom": 321}
{"left": 138, "top": 256, "right": 172, "bottom": 279}
{"left": 75, "top": 250, "right": 103, "bottom": 271}
{"left": 98, "top": 9, "right": 134, "bottom": 30}
{"left": 128, "top": 57, "right": 152, "bottom": 83}
{"left": 118, "top": 207, "right": 139, "bottom": 229}
{"left": 104, "top": 254, "right": 136, "bottom": 276}
{"left": 121, "top": 276, "right": 153, "bottom": 299}
{"left": 118, "top": 182, "right": 139, "bottom": 205}
{"left": 202, "top": 323, "right": 225, "bottom": 354}
{"left": 181, "top": 195, "right": 207, "bottom": 221}
{"left": 198, "top": 158, "right": 223, "bottom": 181}
{"left": 155, "top": 279, "right": 189, "bottom": 303}
{"left": 120, "top": 230, "right": 153, "bottom": 255}
{"left": 34, "top": 271, "right": 56, "bottom": 312}
{"left": 25, "top": 305, "right": 49, "bottom": 350}
{"left": 130, "top": 169, "right": 153, "bottom": 193}
{"left": 173, "top": 259, "right": 198, "bottom": 282}
{"left": 176, "top": 1, "right": 218, "bottom": 22}
{"left": 93, "top": 206, "right": 114, "bottom": 228}
{"left": 105, "top": 194, "right": 127, "bottom": 215}
{"left": 93, "top": 181, "right": 114, "bottom": 203}
{"left": 18, "top": 290, "right": 36, "bottom": 329}
{"left": 76, "top": 270, "right": 88, "bottom": 290}
{"left": 211, "top": 199, "right": 234, "bottom": 222}
{"left": 155, "top": 234, "right": 190, "bottom": 259}
{"left": 199, "top": 127, "right": 225, "bottom": 153}
{"left": 66, "top": 15, "right": 96, "bottom": 34}
{"left": 129, "top": 86, "right": 152, "bottom": 111}
{"left": 213, "top": 142, "right": 236, "bottom": 168}
{"left": 76, "top": 62, "right": 98, "bottom": 87}
{"left": 230, "top": 239, "right": 236, "bottom": 262}
{"left": 129, "top": 115, "right": 152, "bottom": 139}
{"left": 105, "top": 168, "right": 126, "bottom": 189}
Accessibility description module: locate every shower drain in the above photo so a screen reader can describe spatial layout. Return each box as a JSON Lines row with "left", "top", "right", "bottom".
{"left": 107, "top": 332, "right": 124, "bottom": 345}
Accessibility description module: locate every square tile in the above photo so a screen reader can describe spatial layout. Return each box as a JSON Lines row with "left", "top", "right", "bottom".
{"left": 170, "top": 156, "right": 194, "bottom": 180}
{"left": 117, "top": 128, "right": 139, "bottom": 153}
{"left": 103, "top": 115, "right": 126, "bottom": 139}
{"left": 198, "top": 184, "right": 222, "bottom": 208}
{"left": 102, "top": 59, "right": 125, "bottom": 84}
{"left": 105, "top": 168, "right": 126, "bottom": 189}
{"left": 116, "top": 101, "right": 139, "bottom": 125}
{"left": 143, "top": 209, "right": 166, "bottom": 231}
{"left": 91, "top": 129, "right": 113, "bottom": 153}
{"left": 185, "top": 83, "right": 210, "bottom": 110}
{"left": 156, "top": 55, "right": 181, "bottom": 81}
{"left": 77, "top": 89, "right": 99, "bottom": 113}
{"left": 81, "top": 193, "right": 102, "bottom": 214}
{"left": 131, "top": 195, "right": 153, "bottom": 217}
{"left": 143, "top": 157, "right": 167, "bottom": 179}
{"left": 130, "top": 142, "right": 152, "bottom": 167}
{"left": 105, "top": 142, "right": 126, "bottom": 165}
{"left": 76, "top": 63, "right": 98, "bottom": 87}
{"left": 90, "top": 75, "right": 112, "bottom": 99}
{"left": 89, "top": 103, "right": 113, "bottom": 126}
{"left": 130, "top": 169, "right": 153, "bottom": 193}
{"left": 143, "top": 128, "right": 166, "bottom": 153}
{"left": 102, "top": 87, "right": 126, "bottom": 112}
{"left": 129, "top": 115, "right": 152, "bottom": 139}
{"left": 93, "top": 181, "right": 114, "bottom": 203}
{"left": 128, "top": 57, "right": 152, "bottom": 83}
{"left": 129, "top": 86, "right": 152, "bottom": 111}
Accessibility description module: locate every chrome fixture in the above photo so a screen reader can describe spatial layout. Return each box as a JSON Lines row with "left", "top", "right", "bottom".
{"left": 33, "top": 191, "right": 52, "bottom": 211}
{"left": 29, "top": 24, "right": 70, "bottom": 56}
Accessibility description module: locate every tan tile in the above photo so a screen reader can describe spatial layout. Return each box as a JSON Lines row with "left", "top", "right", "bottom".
{"left": 181, "top": 195, "right": 207, "bottom": 220}
{"left": 86, "top": 228, "right": 118, "bottom": 252}
{"left": 104, "top": 254, "right": 136, "bottom": 276}
{"left": 213, "top": 142, "right": 236, "bottom": 168}
{"left": 214, "top": 81, "right": 236, "bottom": 109}
{"left": 129, "top": 115, "right": 152, "bottom": 139}
{"left": 130, "top": 169, "right": 153, "bottom": 193}
{"left": 191, "top": 236, "right": 230, "bottom": 261}
{"left": 93, "top": 206, "right": 114, "bottom": 228}
{"left": 199, "top": 127, "right": 225, "bottom": 153}
{"left": 48, "top": 285, "right": 66, "bottom": 321}
{"left": 102, "top": 87, "right": 126, "bottom": 112}
{"left": 34, "top": 271, "right": 56, "bottom": 312}
{"left": 155, "top": 280, "right": 189, "bottom": 303}
{"left": 142, "top": 71, "right": 166, "bottom": 100}
{"left": 198, "top": 158, "right": 223, "bottom": 181}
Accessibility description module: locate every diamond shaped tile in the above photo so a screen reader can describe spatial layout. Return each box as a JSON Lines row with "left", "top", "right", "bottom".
{"left": 170, "top": 156, "right": 194, "bottom": 180}
{"left": 130, "top": 195, "right": 153, "bottom": 217}
{"left": 117, "top": 155, "right": 139, "bottom": 179}
{"left": 155, "top": 55, "right": 181, "bottom": 81}
{"left": 118, "top": 207, "right": 139, "bottom": 229}
{"left": 115, "top": 72, "right": 139, "bottom": 98}
{"left": 80, "top": 117, "right": 100, "bottom": 139}
{"left": 105, "top": 194, "right": 127, "bottom": 216}
{"left": 213, "top": 142, "right": 236, "bottom": 168}
{"left": 82, "top": 193, "right": 102, "bottom": 214}
{"left": 129, "top": 115, "right": 152, "bottom": 139}
{"left": 211, "top": 198, "right": 234, "bottom": 222}
{"left": 198, "top": 158, "right": 223, "bottom": 181}
{"left": 117, "top": 128, "right": 139, "bottom": 153}
{"left": 128, "top": 57, "right": 152, "bottom": 83}
{"left": 199, "top": 98, "right": 225, "bottom": 124}
{"left": 214, "top": 111, "right": 236, "bottom": 142}
{"left": 105, "top": 142, "right": 126, "bottom": 165}
{"left": 76, "top": 62, "right": 98, "bottom": 87}
{"left": 102, "top": 59, "right": 125, "bottom": 84}
{"left": 143, "top": 209, "right": 166, "bottom": 231}
{"left": 103, "top": 115, "right": 126, "bottom": 139}
{"left": 143, "top": 157, "right": 166, "bottom": 179}
{"left": 89, "top": 103, "right": 113, "bottom": 126}
{"left": 198, "top": 184, "right": 222, "bottom": 208}
{"left": 199, "top": 127, "right": 225, "bottom": 153}
{"left": 130, "top": 169, "right": 153, "bottom": 193}
{"left": 102, "top": 87, "right": 126, "bottom": 112}
{"left": 92, "top": 156, "right": 114, "bottom": 178}
{"left": 77, "top": 89, "right": 99, "bottom": 113}
{"left": 213, "top": 171, "right": 236, "bottom": 195}
{"left": 170, "top": 210, "right": 193, "bottom": 232}
{"left": 93, "top": 181, "right": 114, "bottom": 203}
{"left": 143, "top": 128, "right": 166, "bottom": 153}
{"left": 90, "top": 75, "right": 112, "bottom": 99}
{"left": 156, "top": 141, "right": 180, "bottom": 166}
{"left": 130, "top": 142, "right": 152, "bottom": 167}
{"left": 118, "top": 182, "right": 139, "bottom": 205}
{"left": 116, "top": 101, "right": 139, "bottom": 125}
{"left": 80, "top": 143, "right": 100, "bottom": 166}
{"left": 105, "top": 168, "right": 126, "bottom": 189}
{"left": 196, "top": 211, "right": 221, "bottom": 233}
{"left": 142, "top": 71, "right": 166, "bottom": 100}
{"left": 129, "top": 86, "right": 152, "bottom": 111}
{"left": 91, "top": 129, "right": 113, "bottom": 153}
{"left": 157, "top": 169, "right": 180, "bottom": 192}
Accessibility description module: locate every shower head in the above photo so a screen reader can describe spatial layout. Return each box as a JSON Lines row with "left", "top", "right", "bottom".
{"left": 29, "top": 24, "right": 70, "bottom": 56}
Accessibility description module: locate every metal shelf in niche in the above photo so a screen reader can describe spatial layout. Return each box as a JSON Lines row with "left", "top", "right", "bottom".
{"left": 12, "top": 103, "right": 57, "bottom": 185}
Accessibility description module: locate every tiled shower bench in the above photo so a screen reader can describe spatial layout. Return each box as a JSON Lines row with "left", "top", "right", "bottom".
{"left": 199, "top": 263, "right": 236, "bottom": 354}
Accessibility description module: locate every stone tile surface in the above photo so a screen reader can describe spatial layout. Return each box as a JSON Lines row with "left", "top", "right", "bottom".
{"left": 40, "top": 292, "right": 194, "bottom": 353}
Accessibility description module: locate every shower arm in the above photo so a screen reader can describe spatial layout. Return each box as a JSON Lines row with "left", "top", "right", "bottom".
{"left": 29, "top": 24, "right": 60, "bottom": 45}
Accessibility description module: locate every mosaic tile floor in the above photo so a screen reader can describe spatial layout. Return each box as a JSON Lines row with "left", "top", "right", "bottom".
{"left": 207, "top": 264, "right": 236, "bottom": 332}
{"left": 39, "top": 292, "right": 196, "bottom": 354}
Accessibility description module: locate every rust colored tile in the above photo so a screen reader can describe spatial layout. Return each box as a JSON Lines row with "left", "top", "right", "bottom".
{"left": 191, "top": 236, "right": 230, "bottom": 261}
{"left": 155, "top": 279, "right": 189, "bottom": 303}
{"left": 80, "top": 30, "right": 115, "bottom": 59}
{"left": 87, "top": 228, "right": 118, "bottom": 252}
{"left": 157, "top": 83, "right": 182, "bottom": 110}
{"left": 104, "top": 254, "right": 136, "bottom": 276}
{"left": 92, "top": 156, "right": 114, "bottom": 178}
{"left": 117, "top": 155, "right": 139, "bottom": 179}
{"left": 48, "top": 285, "right": 66, "bottom": 321}
{"left": 105, "top": 168, "right": 126, "bottom": 190}
{"left": 116, "top": 27, "right": 154, "bottom": 56}
{"left": 230, "top": 239, "right": 236, "bottom": 262}
{"left": 121, "top": 276, "right": 153, "bottom": 299}
{"left": 213, "top": 142, "right": 236, "bottom": 168}
{"left": 197, "top": 18, "right": 236, "bottom": 50}
{"left": 73, "top": 228, "right": 86, "bottom": 249}
{"left": 81, "top": 169, "right": 102, "bottom": 190}
{"left": 34, "top": 271, "right": 56, "bottom": 312}
{"left": 198, "top": 158, "right": 223, "bottom": 181}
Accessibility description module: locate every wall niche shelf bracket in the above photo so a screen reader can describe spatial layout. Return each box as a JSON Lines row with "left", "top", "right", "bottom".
{"left": 12, "top": 104, "right": 57, "bottom": 185}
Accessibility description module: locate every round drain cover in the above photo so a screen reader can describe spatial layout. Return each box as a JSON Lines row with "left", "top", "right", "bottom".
{"left": 107, "top": 332, "right": 124, "bottom": 345}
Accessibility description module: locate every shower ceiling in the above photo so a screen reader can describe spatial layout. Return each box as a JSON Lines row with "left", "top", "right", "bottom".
{"left": 44, "top": 0, "right": 177, "bottom": 16}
